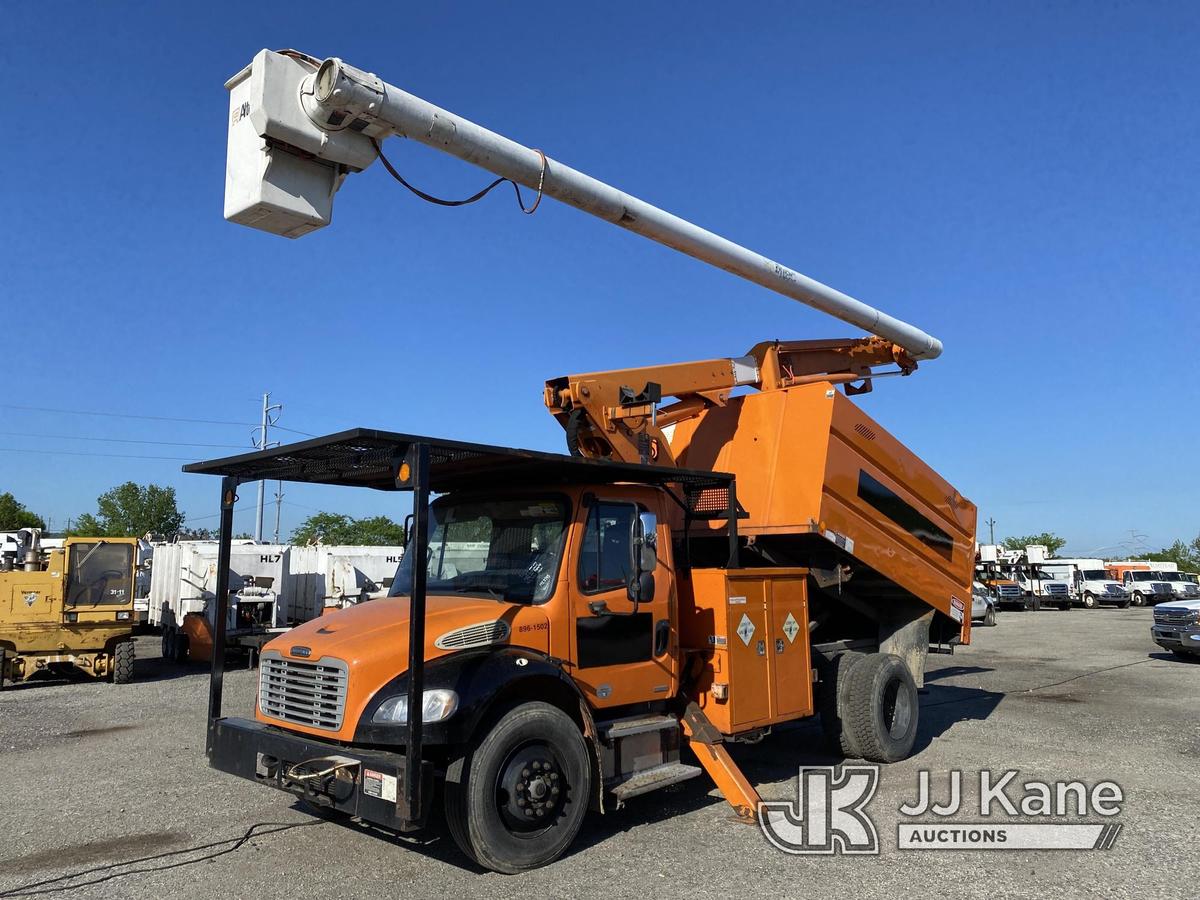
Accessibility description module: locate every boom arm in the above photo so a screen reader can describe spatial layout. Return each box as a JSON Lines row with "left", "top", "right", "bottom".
{"left": 544, "top": 337, "right": 916, "bottom": 466}
{"left": 225, "top": 50, "right": 942, "bottom": 360}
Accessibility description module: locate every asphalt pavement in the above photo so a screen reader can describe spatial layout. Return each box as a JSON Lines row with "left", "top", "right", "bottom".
{"left": 1, "top": 605, "right": 1196, "bottom": 899}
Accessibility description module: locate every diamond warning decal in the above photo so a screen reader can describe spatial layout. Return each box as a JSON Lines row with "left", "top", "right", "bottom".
{"left": 736, "top": 613, "right": 755, "bottom": 646}
{"left": 782, "top": 612, "right": 800, "bottom": 643}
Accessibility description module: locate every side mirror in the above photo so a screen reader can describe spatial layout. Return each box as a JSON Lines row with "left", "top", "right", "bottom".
{"left": 628, "top": 511, "right": 658, "bottom": 604}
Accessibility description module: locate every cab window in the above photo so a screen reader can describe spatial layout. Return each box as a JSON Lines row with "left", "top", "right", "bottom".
{"left": 578, "top": 501, "right": 636, "bottom": 594}
{"left": 67, "top": 542, "right": 134, "bottom": 606}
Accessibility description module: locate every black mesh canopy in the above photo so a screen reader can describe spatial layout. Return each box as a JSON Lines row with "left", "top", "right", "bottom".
{"left": 183, "top": 428, "right": 733, "bottom": 500}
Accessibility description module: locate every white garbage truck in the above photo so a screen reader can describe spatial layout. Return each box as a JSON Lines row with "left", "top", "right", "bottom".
{"left": 148, "top": 541, "right": 404, "bottom": 662}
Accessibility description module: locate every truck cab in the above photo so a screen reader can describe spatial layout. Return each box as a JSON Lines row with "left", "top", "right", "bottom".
{"left": 190, "top": 429, "right": 972, "bottom": 873}
{"left": 1162, "top": 572, "right": 1200, "bottom": 603}
{"left": 1073, "top": 568, "right": 1130, "bottom": 608}
{"left": 1012, "top": 567, "right": 1072, "bottom": 610}
{"left": 1109, "top": 567, "right": 1174, "bottom": 606}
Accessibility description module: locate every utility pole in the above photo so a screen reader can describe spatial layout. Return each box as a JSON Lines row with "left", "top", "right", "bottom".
{"left": 252, "top": 392, "right": 282, "bottom": 542}
{"left": 273, "top": 481, "right": 284, "bottom": 544}
{"left": 986, "top": 517, "right": 997, "bottom": 545}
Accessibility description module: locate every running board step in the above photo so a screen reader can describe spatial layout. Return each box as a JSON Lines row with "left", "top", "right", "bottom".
{"left": 609, "top": 763, "right": 702, "bottom": 802}
{"left": 599, "top": 714, "right": 679, "bottom": 741}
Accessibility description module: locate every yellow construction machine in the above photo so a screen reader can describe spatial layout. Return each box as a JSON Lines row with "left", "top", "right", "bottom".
{"left": 0, "top": 530, "right": 140, "bottom": 685}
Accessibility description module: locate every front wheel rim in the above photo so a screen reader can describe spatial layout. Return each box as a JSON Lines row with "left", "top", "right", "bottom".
{"left": 495, "top": 743, "right": 568, "bottom": 835}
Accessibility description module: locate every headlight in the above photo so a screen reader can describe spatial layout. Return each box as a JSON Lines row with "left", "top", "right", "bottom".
{"left": 372, "top": 689, "right": 459, "bottom": 724}
{"left": 116, "top": 610, "right": 131, "bottom": 621}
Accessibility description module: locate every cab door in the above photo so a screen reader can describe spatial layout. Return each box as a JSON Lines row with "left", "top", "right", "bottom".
{"left": 568, "top": 492, "right": 675, "bottom": 709}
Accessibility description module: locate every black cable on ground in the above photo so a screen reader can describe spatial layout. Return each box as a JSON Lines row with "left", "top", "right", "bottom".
{"left": 0, "top": 820, "right": 324, "bottom": 898}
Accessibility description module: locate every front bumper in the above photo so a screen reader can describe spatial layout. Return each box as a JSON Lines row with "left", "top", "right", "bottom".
{"left": 1151, "top": 624, "right": 1200, "bottom": 650}
{"left": 207, "top": 717, "right": 433, "bottom": 831}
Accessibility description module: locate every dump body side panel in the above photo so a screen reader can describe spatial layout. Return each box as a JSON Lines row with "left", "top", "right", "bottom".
{"left": 668, "top": 384, "right": 976, "bottom": 621}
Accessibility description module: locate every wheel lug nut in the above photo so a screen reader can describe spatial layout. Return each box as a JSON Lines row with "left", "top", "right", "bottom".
{"left": 551, "top": 786, "right": 559, "bottom": 795}
{"left": 525, "top": 809, "right": 534, "bottom": 817}
{"left": 549, "top": 772, "right": 558, "bottom": 780}
{"left": 522, "top": 769, "right": 530, "bottom": 778}
{"left": 532, "top": 762, "right": 541, "bottom": 771}
{"left": 517, "top": 797, "right": 525, "bottom": 806}
{"left": 535, "top": 809, "right": 544, "bottom": 817}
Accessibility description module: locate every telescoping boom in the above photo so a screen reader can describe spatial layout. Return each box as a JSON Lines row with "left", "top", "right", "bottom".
{"left": 224, "top": 49, "right": 942, "bottom": 360}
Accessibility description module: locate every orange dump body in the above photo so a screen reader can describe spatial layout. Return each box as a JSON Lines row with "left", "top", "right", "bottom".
{"left": 667, "top": 382, "right": 976, "bottom": 630}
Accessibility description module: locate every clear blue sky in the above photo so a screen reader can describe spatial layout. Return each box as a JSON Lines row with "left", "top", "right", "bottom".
{"left": 2, "top": 2, "right": 1196, "bottom": 555}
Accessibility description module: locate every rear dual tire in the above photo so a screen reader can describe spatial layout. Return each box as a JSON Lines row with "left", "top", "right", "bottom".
{"left": 160, "top": 627, "right": 188, "bottom": 664}
{"left": 821, "top": 652, "right": 919, "bottom": 763}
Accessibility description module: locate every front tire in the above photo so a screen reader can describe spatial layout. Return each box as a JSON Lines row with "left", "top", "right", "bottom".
{"left": 112, "top": 641, "right": 135, "bottom": 684}
{"left": 983, "top": 606, "right": 997, "bottom": 627}
{"left": 445, "top": 702, "right": 592, "bottom": 873}
{"left": 1131, "top": 592, "right": 1146, "bottom": 607}
{"left": 843, "top": 653, "right": 919, "bottom": 763}
{"left": 1082, "top": 592, "right": 1097, "bottom": 609}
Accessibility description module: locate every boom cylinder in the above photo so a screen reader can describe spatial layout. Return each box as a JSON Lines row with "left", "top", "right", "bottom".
{"left": 310, "top": 58, "right": 943, "bottom": 360}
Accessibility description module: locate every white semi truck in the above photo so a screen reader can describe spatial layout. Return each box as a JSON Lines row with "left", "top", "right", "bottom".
{"left": 1040, "top": 558, "right": 1130, "bottom": 609}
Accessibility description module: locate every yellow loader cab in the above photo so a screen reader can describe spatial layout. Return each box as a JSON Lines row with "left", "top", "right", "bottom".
{"left": 0, "top": 534, "right": 140, "bottom": 685}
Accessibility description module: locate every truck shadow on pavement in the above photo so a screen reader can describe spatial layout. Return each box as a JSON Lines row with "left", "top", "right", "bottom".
{"left": 318, "top": 683, "right": 1008, "bottom": 873}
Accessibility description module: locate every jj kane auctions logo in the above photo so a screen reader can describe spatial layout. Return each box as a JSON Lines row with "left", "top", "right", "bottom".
{"left": 760, "top": 766, "right": 1124, "bottom": 854}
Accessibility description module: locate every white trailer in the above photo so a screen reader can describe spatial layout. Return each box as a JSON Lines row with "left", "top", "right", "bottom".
{"left": 147, "top": 541, "right": 405, "bottom": 661}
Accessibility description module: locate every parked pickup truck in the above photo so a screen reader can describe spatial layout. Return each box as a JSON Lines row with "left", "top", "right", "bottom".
{"left": 1151, "top": 600, "right": 1200, "bottom": 659}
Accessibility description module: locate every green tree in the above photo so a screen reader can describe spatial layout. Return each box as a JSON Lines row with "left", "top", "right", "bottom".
{"left": 1002, "top": 532, "right": 1067, "bottom": 555}
{"left": 0, "top": 492, "right": 46, "bottom": 530}
{"left": 1138, "top": 537, "right": 1200, "bottom": 572}
{"left": 72, "top": 482, "right": 185, "bottom": 537}
{"left": 290, "top": 512, "right": 406, "bottom": 546}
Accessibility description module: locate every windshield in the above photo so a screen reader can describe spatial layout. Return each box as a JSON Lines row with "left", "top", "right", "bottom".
{"left": 1130, "top": 571, "right": 1158, "bottom": 582}
{"left": 1080, "top": 570, "right": 1108, "bottom": 580}
{"left": 389, "top": 497, "right": 568, "bottom": 604}
{"left": 67, "top": 542, "right": 134, "bottom": 606}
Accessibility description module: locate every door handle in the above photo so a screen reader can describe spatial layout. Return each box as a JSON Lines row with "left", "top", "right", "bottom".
{"left": 654, "top": 619, "right": 670, "bottom": 656}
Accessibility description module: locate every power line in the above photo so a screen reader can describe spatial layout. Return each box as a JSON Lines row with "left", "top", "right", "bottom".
{"left": 0, "top": 447, "right": 192, "bottom": 461}
{"left": 182, "top": 505, "right": 253, "bottom": 524}
{"left": 0, "top": 430, "right": 246, "bottom": 449}
{"left": 0, "top": 403, "right": 316, "bottom": 437}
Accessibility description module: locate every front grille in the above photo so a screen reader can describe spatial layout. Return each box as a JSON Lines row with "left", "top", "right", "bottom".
{"left": 435, "top": 619, "right": 511, "bottom": 650}
{"left": 1154, "top": 609, "right": 1198, "bottom": 627}
{"left": 997, "top": 585, "right": 1021, "bottom": 597}
{"left": 1045, "top": 584, "right": 1068, "bottom": 595}
{"left": 259, "top": 654, "right": 348, "bottom": 731}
